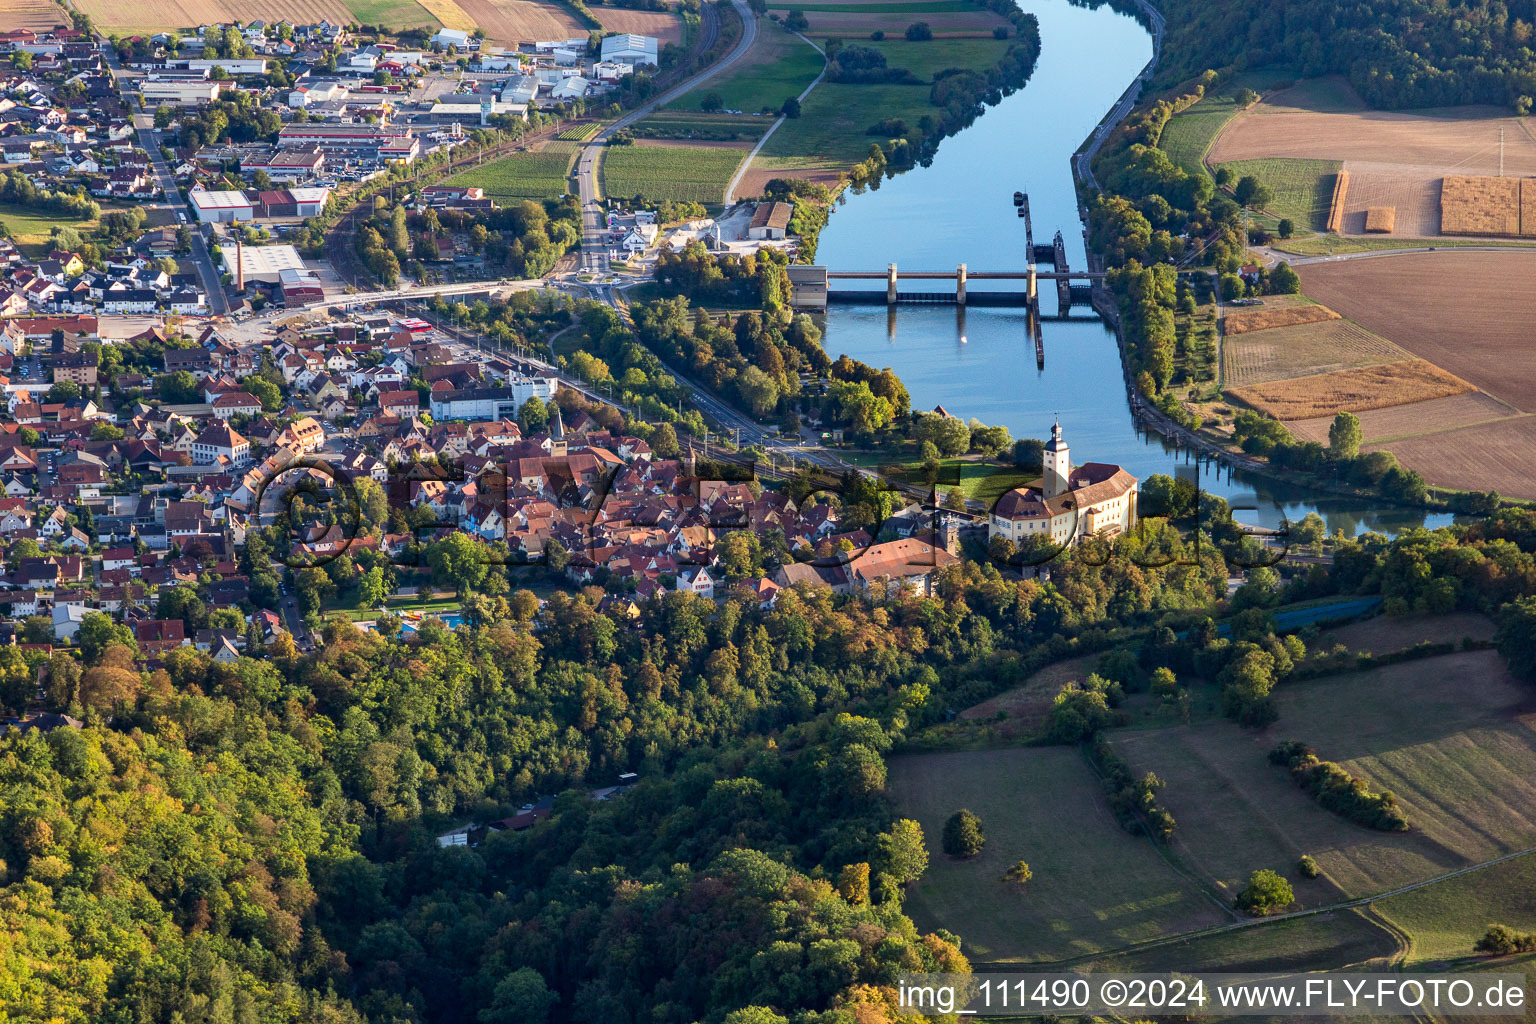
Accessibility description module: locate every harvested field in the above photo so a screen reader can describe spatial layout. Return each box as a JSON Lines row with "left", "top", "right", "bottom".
{"left": 597, "top": 7, "right": 683, "bottom": 43}
{"left": 1286, "top": 390, "right": 1516, "bottom": 444}
{"left": 1221, "top": 319, "right": 1407, "bottom": 389}
{"left": 1230, "top": 359, "right": 1473, "bottom": 420}
{"left": 411, "top": 0, "right": 474, "bottom": 29}
{"left": 1208, "top": 76, "right": 1536, "bottom": 236}
{"left": 1223, "top": 302, "right": 1337, "bottom": 335}
{"left": 1367, "top": 415, "right": 1536, "bottom": 498}
{"left": 1114, "top": 650, "right": 1536, "bottom": 904}
{"left": 1326, "top": 168, "right": 1349, "bottom": 233}
{"left": 1295, "top": 251, "right": 1536, "bottom": 412}
{"left": 889, "top": 746, "right": 1228, "bottom": 962}
{"left": 452, "top": 0, "right": 585, "bottom": 43}
{"left": 732, "top": 157, "right": 843, "bottom": 198}
{"left": 1441, "top": 174, "right": 1521, "bottom": 236}
{"left": 1364, "top": 206, "right": 1395, "bottom": 233}
{"left": 0, "top": 0, "right": 68, "bottom": 31}
{"left": 75, "top": 0, "right": 361, "bottom": 28}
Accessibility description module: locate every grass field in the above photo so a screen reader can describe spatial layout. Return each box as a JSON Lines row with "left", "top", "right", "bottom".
{"left": 773, "top": 1, "right": 980, "bottom": 11}
{"left": 0, "top": 202, "right": 97, "bottom": 257}
{"left": 446, "top": 141, "right": 576, "bottom": 201}
{"left": 1376, "top": 854, "right": 1536, "bottom": 964}
{"left": 1156, "top": 69, "right": 1302, "bottom": 178}
{"left": 600, "top": 144, "right": 747, "bottom": 205}
{"left": 1275, "top": 234, "right": 1536, "bottom": 256}
{"left": 888, "top": 746, "right": 1229, "bottom": 962}
{"left": 1084, "top": 908, "right": 1399, "bottom": 973}
{"left": 1216, "top": 157, "right": 1340, "bottom": 231}
{"left": 1222, "top": 319, "right": 1407, "bottom": 389}
{"left": 1229, "top": 358, "right": 1474, "bottom": 420}
{"left": 1115, "top": 650, "right": 1536, "bottom": 909}
{"left": 345, "top": 0, "right": 441, "bottom": 27}
{"left": 672, "top": 25, "right": 824, "bottom": 114}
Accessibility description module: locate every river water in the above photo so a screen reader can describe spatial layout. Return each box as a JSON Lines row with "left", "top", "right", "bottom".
{"left": 813, "top": 0, "right": 1452, "bottom": 536}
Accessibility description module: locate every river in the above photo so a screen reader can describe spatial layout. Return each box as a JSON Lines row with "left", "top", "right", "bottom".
{"left": 813, "top": 0, "right": 1453, "bottom": 536}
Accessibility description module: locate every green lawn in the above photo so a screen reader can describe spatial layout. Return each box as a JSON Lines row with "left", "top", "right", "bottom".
{"left": 345, "top": 0, "right": 442, "bottom": 28}
{"left": 671, "top": 23, "right": 824, "bottom": 114}
{"left": 888, "top": 746, "right": 1229, "bottom": 963}
{"left": 865, "top": 35, "right": 1008, "bottom": 79}
{"left": 446, "top": 142, "right": 577, "bottom": 201}
{"left": 1217, "top": 157, "right": 1340, "bottom": 232}
{"left": 600, "top": 144, "right": 749, "bottom": 205}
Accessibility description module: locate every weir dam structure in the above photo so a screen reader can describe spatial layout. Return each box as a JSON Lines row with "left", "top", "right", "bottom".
{"left": 788, "top": 193, "right": 1105, "bottom": 368}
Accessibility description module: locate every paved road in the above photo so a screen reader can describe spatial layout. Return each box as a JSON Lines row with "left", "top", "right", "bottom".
{"left": 575, "top": 0, "right": 760, "bottom": 274}
{"left": 1074, "top": 0, "right": 1164, "bottom": 192}
{"left": 100, "top": 44, "right": 229, "bottom": 315}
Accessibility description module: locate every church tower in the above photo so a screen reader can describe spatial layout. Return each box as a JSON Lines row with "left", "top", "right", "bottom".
{"left": 1042, "top": 418, "right": 1070, "bottom": 499}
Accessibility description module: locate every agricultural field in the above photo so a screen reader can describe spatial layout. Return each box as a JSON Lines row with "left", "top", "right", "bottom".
{"left": 1207, "top": 76, "right": 1536, "bottom": 237}
{"left": 445, "top": 141, "right": 576, "bottom": 201}
{"left": 1287, "top": 391, "right": 1518, "bottom": 446}
{"left": 1295, "top": 251, "right": 1536, "bottom": 412}
{"left": 1216, "top": 157, "right": 1340, "bottom": 232}
{"left": 74, "top": 0, "right": 363, "bottom": 31}
{"left": 1221, "top": 318, "right": 1406, "bottom": 389}
{"left": 596, "top": 6, "right": 684, "bottom": 44}
{"left": 732, "top": 154, "right": 845, "bottom": 197}
{"left": 1229, "top": 359, "right": 1473, "bottom": 421}
{"left": 600, "top": 144, "right": 748, "bottom": 205}
{"left": 671, "top": 25, "right": 825, "bottom": 114}
{"left": 0, "top": 0, "right": 68, "bottom": 31}
{"left": 767, "top": 0, "right": 1010, "bottom": 38}
{"left": 451, "top": 0, "right": 585, "bottom": 43}
{"left": 1114, "top": 650, "right": 1536, "bottom": 906}
{"left": 556, "top": 123, "right": 603, "bottom": 142}
{"left": 635, "top": 111, "right": 771, "bottom": 143}
{"left": 888, "top": 746, "right": 1229, "bottom": 963}
{"left": 1365, "top": 415, "right": 1536, "bottom": 499}
{"left": 1222, "top": 299, "right": 1335, "bottom": 335}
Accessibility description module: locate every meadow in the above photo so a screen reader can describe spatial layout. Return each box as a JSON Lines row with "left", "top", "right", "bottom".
{"left": 600, "top": 144, "right": 747, "bottom": 205}
{"left": 1375, "top": 854, "right": 1536, "bottom": 963}
{"left": 670, "top": 26, "right": 824, "bottom": 114}
{"left": 1216, "top": 157, "right": 1340, "bottom": 231}
{"left": 1113, "top": 651, "right": 1536, "bottom": 909}
{"left": 888, "top": 746, "right": 1229, "bottom": 963}
{"left": 446, "top": 142, "right": 576, "bottom": 201}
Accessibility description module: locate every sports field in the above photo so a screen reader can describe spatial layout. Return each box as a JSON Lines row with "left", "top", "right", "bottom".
{"left": 445, "top": 141, "right": 576, "bottom": 201}
{"left": 1113, "top": 651, "right": 1536, "bottom": 908}
{"left": 601, "top": 144, "right": 749, "bottom": 205}
{"left": 889, "top": 746, "right": 1229, "bottom": 962}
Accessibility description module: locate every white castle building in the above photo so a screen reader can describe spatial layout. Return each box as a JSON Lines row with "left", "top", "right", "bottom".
{"left": 989, "top": 419, "right": 1139, "bottom": 548}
